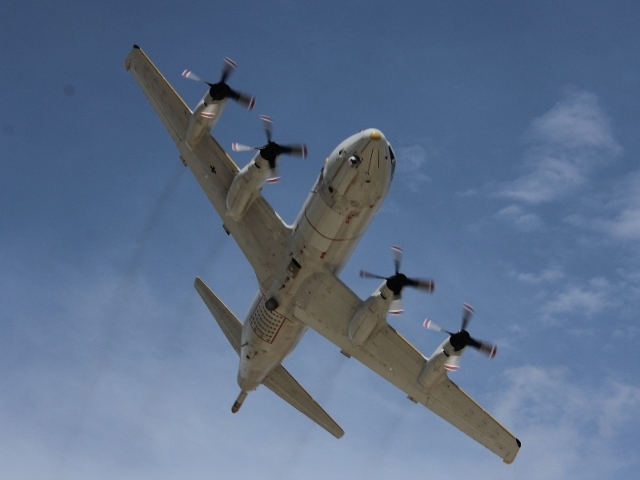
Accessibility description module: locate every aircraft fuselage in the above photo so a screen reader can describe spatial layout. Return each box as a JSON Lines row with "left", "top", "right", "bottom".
{"left": 237, "top": 129, "right": 395, "bottom": 393}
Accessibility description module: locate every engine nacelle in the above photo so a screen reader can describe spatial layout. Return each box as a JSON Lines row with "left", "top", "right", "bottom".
{"left": 186, "top": 96, "right": 227, "bottom": 148}
{"left": 348, "top": 282, "right": 393, "bottom": 347}
{"left": 226, "top": 154, "right": 270, "bottom": 220}
{"left": 418, "top": 339, "right": 457, "bottom": 390}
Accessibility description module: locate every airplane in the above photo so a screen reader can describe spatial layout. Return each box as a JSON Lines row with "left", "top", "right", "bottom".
{"left": 124, "top": 45, "right": 521, "bottom": 464}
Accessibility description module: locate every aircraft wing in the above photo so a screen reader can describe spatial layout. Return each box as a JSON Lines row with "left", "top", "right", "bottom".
{"left": 125, "top": 46, "right": 290, "bottom": 290}
{"left": 293, "top": 271, "right": 520, "bottom": 464}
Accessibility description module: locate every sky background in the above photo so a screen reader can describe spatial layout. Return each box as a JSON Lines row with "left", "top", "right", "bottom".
{"left": 2, "top": 1, "right": 640, "bottom": 479}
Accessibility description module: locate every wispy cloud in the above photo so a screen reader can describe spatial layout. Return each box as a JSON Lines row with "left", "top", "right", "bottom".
{"left": 496, "top": 89, "right": 622, "bottom": 204}
{"left": 511, "top": 267, "right": 564, "bottom": 284}
{"left": 590, "top": 170, "right": 640, "bottom": 241}
{"left": 395, "top": 145, "right": 432, "bottom": 192}
{"left": 542, "top": 277, "right": 612, "bottom": 321}
{"left": 493, "top": 365, "right": 640, "bottom": 479}
{"left": 495, "top": 204, "right": 542, "bottom": 231}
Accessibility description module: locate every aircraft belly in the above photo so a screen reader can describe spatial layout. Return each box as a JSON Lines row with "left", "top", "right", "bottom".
{"left": 291, "top": 184, "right": 384, "bottom": 274}
{"left": 238, "top": 291, "right": 307, "bottom": 391}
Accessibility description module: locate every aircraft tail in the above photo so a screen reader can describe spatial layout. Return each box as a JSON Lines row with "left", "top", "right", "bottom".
{"left": 194, "top": 277, "right": 344, "bottom": 438}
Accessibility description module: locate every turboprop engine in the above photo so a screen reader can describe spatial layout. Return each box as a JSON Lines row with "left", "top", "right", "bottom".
{"left": 419, "top": 304, "right": 497, "bottom": 389}
{"left": 226, "top": 115, "right": 306, "bottom": 220}
{"left": 182, "top": 57, "right": 255, "bottom": 147}
{"left": 349, "top": 246, "right": 434, "bottom": 346}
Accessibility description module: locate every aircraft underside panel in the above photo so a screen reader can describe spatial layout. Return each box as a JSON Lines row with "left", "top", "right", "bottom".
{"left": 249, "top": 293, "right": 288, "bottom": 344}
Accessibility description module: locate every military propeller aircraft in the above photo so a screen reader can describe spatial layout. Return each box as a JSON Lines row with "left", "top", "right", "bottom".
{"left": 125, "top": 45, "right": 521, "bottom": 463}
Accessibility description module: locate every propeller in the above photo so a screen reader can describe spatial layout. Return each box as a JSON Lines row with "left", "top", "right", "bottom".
{"left": 423, "top": 303, "right": 497, "bottom": 371}
{"left": 232, "top": 115, "right": 307, "bottom": 183}
{"left": 360, "top": 245, "right": 435, "bottom": 315}
{"left": 182, "top": 57, "right": 255, "bottom": 118}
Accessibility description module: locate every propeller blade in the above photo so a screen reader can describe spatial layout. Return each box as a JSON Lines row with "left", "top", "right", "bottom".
{"left": 468, "top": 337, "right": 497, "bottom": 358}
{"left": 461, "top": 303, "right": 475, "bottom": 330}
{"left": 391, "top": 245, "right": 403, "bottom": 274}
{"left": 406, "top": 277, "right": 435, "bottom": 294}
{"left": 423, "top": 319, "right": 447, "bottom": 333}
{"left": 229, "top": 89, "right": 255, "bottom": 110}
{"left": 359, "top": 270, "right": 387, "bottom": 280}
{"left": 444, "top": 354, "right": 461, "bottom": 372}
{"left": 232, "top": 142, "right": 257, "bottom": 152}
{"left": 220, "top": 57, "right": 236, "bottom": 83}
{"left": 281, "top": 144, "right": 308, "bottom": 158}
{"left": 266, "top": 166, "right": 281, "bottom": 184}
{"left": 260, "top": 115, "right": 273, "bottom": 143}
{"left": 388, "top": 297, "right": 403, "bottom": 315}
{"left": 182, "top": 69, "right": 204, "bottom": 82}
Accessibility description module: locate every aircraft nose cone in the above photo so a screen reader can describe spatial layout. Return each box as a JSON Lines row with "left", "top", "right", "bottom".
{"left": 369, "top": 129, "right": 382, "bottom": 140}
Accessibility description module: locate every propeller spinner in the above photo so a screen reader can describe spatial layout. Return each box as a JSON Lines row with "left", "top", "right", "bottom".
{"left": 360, "top": 245, "right": 435, "bottom": 315}
{"left": 232, "top": 115, "right": 307, "bottom": 183}
{"left": 182, "top": 57, "right": 255, "bottom": 117}
{"left": 423, "top": 304, "right": 497, "bottom": 371}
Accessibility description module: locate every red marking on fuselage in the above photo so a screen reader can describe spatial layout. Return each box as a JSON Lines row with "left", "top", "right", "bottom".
{"left": 345, "top": 210, "right": 361, "bottom": 224}
{"left": 303, "top": 208, "right": 362, "bottom": 242}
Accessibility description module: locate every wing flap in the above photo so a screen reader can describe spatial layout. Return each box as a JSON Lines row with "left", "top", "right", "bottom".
{"left": 263, "top": 364, "right": 344, "bottom": 439}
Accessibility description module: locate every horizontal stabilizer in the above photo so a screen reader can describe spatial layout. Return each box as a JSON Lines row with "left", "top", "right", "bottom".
{"left": 195, "top": 277, "right": 241, "bottom": 354}
{"left": 263, "top": 365, "right": 344, "bottom": 439}
{"left": 195, "top": 277, "right": 343, "bottom": 438}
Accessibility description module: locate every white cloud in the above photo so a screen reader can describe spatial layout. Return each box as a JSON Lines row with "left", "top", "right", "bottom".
{"left": 395, "top": 145, "right": 432, "bottom": 192}
{"left": 512, "top": 267, "right": 564, "bottom": 284}
{"left": 542, "top": 277, "right": 612, "bottom": 320}
{"left": 496, "top": 90, "right": 622, "bottom": 204}
{"left": 495, "top": 204, "right": 543, "bottom": 231}
{"left": 396, "top": 145, "right": 427, "bottom": 173}
{"left": 591, "top": 170, "right": 640, "bottom": 241}
{"left": 493, "top": 365, "right": 640, "bottom": 480}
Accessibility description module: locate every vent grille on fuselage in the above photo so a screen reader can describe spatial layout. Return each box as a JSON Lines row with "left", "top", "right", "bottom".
{"left": 250, "top": 299, "right": 286, "bottom": 344}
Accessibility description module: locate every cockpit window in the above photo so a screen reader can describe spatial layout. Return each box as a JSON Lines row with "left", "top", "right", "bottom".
{"left": 389, "top": 146, "right": 396, "bottom": 180}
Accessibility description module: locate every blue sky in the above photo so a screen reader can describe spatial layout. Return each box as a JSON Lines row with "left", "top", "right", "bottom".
{"left": 2, "top": 1, "right": 640, "bottom": 478}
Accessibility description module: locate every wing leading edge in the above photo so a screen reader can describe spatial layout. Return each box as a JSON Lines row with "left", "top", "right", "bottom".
{"left": 125, "top": 46, "right": 290, "bottom": 291}
{"left": 293, "top": 271, "right": 520, "bottom": 463}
